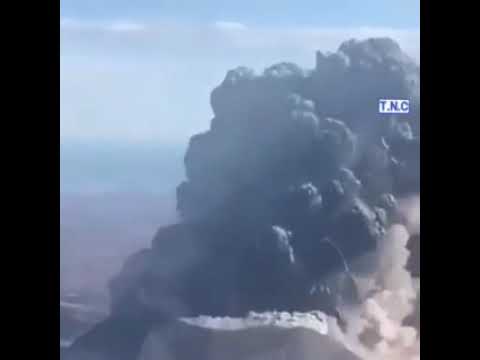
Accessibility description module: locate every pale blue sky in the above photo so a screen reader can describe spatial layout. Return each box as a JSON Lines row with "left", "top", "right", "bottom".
{"left": 61, "top": 0, "right": 419, "bottom": 28}
{"left": 60, "top": 0, "right": 420, "bottom": 144}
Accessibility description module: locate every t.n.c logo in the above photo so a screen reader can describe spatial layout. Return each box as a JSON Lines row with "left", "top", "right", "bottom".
{"left": 379, "top": 99, "right": 410, "bottom": 114}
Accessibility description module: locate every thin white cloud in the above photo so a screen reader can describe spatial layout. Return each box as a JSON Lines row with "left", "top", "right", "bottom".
{"left": 108, "top": 21, "right": 146, "bottom": 33}
{"left": 61, "top": 19, "right": 419, "bottom": 63}
{"left": 213, "top": 21, "right": 248, "bottom": 31}
{"left": 60, "top": 17, "right": 89, "bottom": 29}
{"left": 60, "top": 17, "right": 146, "bottom": 33}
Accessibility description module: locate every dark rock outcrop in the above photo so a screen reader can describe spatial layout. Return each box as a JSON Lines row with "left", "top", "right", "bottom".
{"left": 66, "top": 312, "right": 361, "bottom": 360}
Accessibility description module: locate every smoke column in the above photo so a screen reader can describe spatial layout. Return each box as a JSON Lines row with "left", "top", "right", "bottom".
{"left": 71, "top": 37, "right": 420, "bottom": 360}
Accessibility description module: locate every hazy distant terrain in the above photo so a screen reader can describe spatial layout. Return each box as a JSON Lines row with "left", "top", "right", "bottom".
{"left": 60, "top": 142, "right": 184, "bottom": 302}
{"left": 60, "top": 142, "right": 185, "bottom": 194}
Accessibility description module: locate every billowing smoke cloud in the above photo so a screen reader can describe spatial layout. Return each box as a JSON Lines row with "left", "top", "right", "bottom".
{"left": 327, "top": 195, "right": 420, "bottom": 360}
{"left": 84, "top": 37, "right": 420, "bottom": 359}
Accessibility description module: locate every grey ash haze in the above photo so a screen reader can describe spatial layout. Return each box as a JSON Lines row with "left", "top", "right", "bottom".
{"left": 65, "top": 37, "right": 420, "bottom": 360}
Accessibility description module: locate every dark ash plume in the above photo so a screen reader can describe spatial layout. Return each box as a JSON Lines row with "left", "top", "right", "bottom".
{"left": 113, "top": 36, "right": 419, "bottom": 319}
{"left": 67, "top": 37, "right": 420, "bottom": 360}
